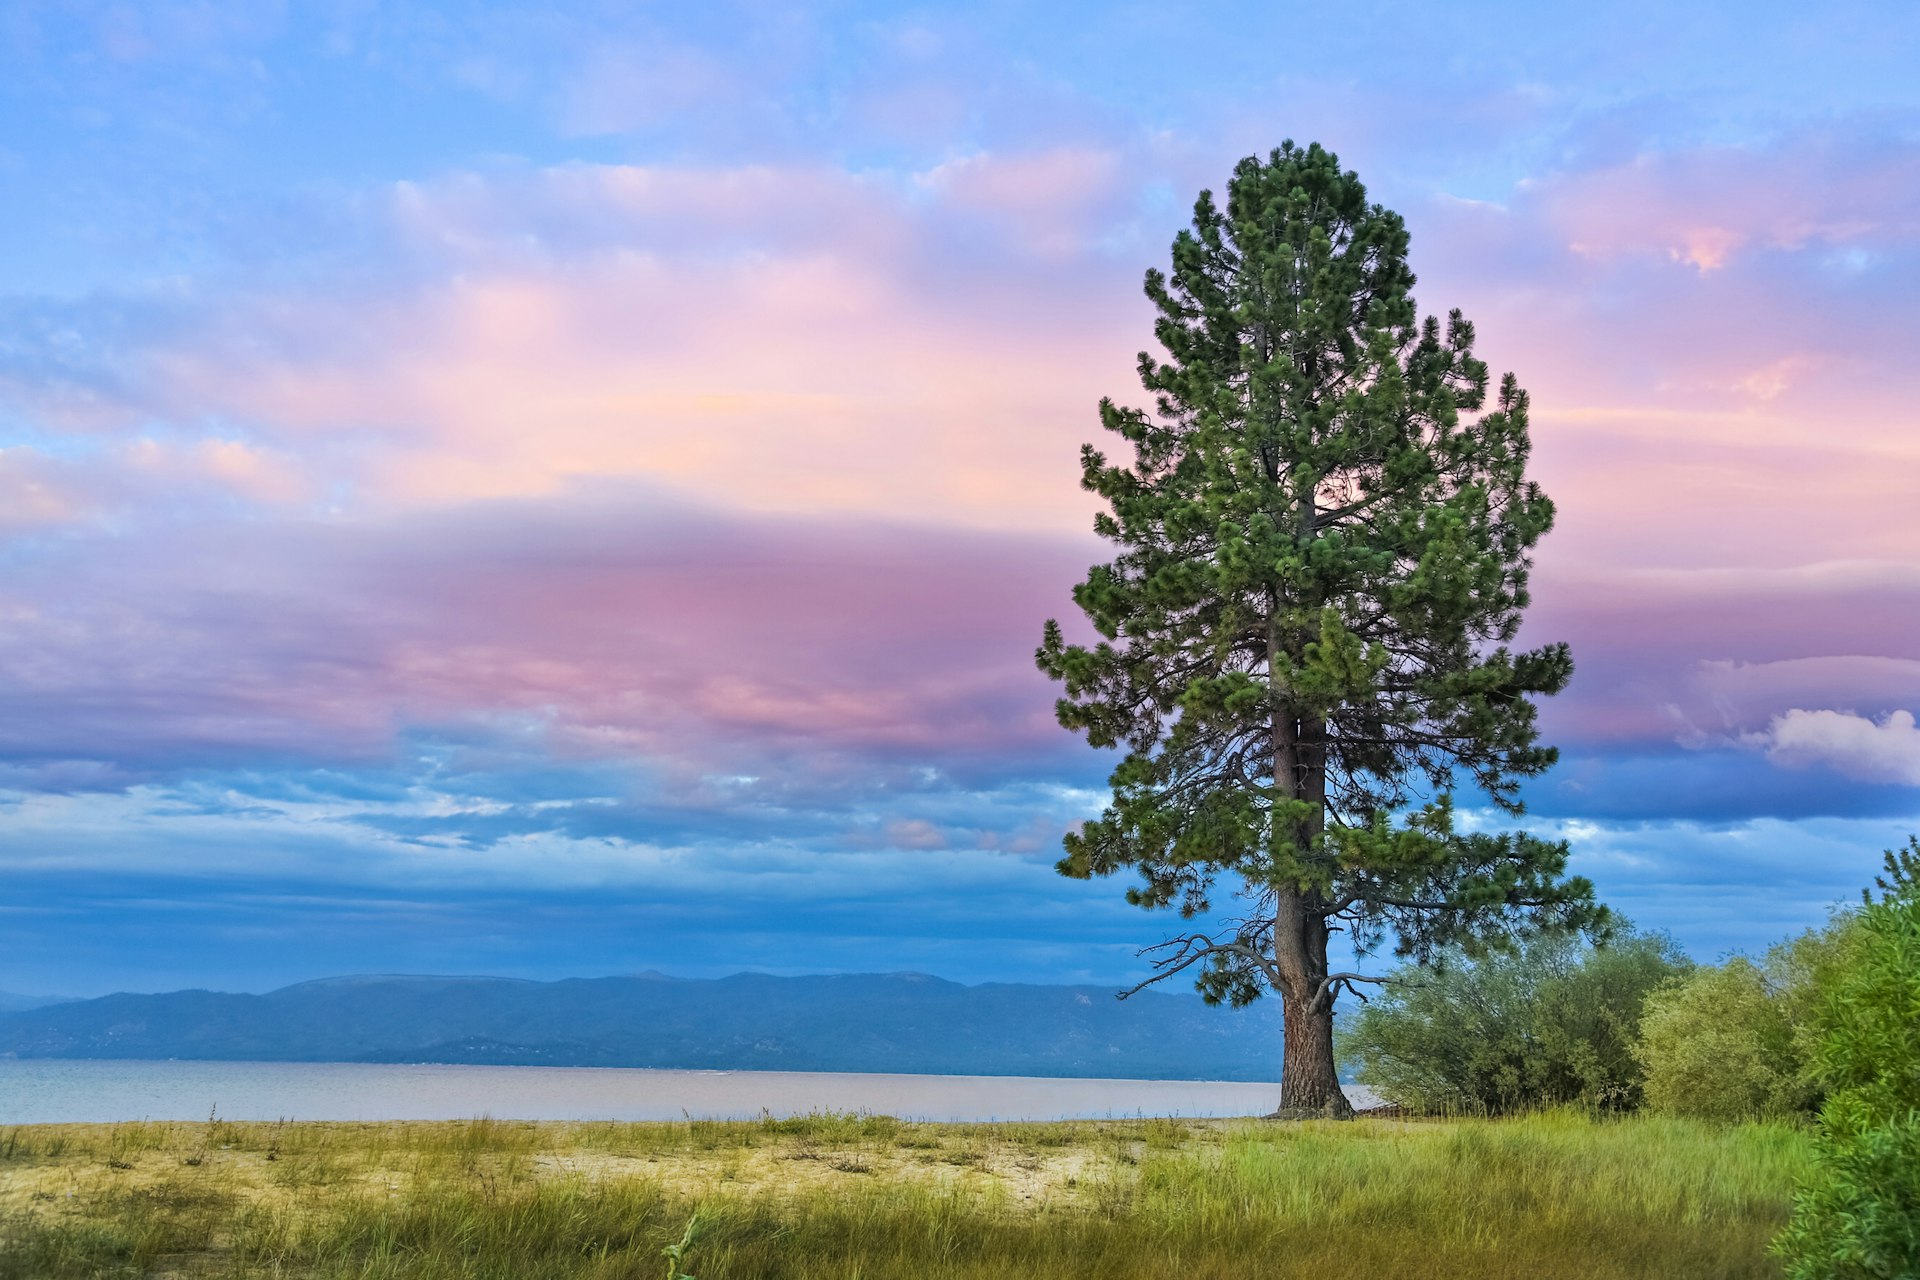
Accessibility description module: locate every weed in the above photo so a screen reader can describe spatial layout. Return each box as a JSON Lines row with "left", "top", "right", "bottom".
{"left": 661, "top": 1212, "right": 703, "bottom": 1280}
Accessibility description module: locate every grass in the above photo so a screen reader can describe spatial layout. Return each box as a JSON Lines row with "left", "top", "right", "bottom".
{"left": 0, "top": 1110, "right": 1810, "bottom": 1278}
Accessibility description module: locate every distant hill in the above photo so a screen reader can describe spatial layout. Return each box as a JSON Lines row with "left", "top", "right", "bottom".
{"left": 0, "top": 992, "right": 73, "bottom": 1014}
{"left": 0, "top": 972, "right": 1286, "bottom": 1080}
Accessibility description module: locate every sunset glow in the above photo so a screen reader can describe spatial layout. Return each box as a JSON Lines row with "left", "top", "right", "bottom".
{"left": 2, "top": 0, "right": 1916, "bottom": 995}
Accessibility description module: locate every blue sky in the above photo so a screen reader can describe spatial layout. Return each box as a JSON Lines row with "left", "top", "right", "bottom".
{"left": 1, "top": 1, "right": 1917, "bottom": 996}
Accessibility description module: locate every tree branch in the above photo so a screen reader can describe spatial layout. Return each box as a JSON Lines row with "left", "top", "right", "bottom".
{"left": 1312, "top": 971, "right": 1394, "bottom": 1012}
{"left": 1116, "top": 931, "right": 1282, "bottom": 1000}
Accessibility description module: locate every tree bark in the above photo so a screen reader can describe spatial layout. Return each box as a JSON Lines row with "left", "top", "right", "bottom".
{"left": 1267, "top": 567, "right": 1349, "bottom": 1119}
{"left": 1268, "top": 605, "right": 1348, "bottom": 1118}
{"left": 1273, "top": 981, "right": 1353, "bottom": 1119}
{"left": 1270, "top": 886, "right": 1354, "bottom": 1119}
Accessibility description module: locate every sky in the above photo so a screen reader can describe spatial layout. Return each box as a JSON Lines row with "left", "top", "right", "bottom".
{"left": 1, "top": 0, "right": 1917, "bottom": 998}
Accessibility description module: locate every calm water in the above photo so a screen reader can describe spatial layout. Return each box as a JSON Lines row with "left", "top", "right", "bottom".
{"left": 0, "top": 1060, "right": 1377, "bottom": 1124}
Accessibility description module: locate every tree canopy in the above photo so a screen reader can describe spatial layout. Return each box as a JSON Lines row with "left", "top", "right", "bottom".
{"left": 1038, "top": 141, "right": 1603, "bottom": 1115}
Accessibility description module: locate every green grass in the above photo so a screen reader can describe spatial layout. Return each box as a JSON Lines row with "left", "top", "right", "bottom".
{"left": 0, "top": 1111, "right": 1810, "bottom": 1278}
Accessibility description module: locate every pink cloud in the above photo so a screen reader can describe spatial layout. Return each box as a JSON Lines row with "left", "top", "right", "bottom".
{"left": 1527, "top": 428, "right": 1920, "bottom": 573}
{"left": 1531, "top": 136, "right": 1920, "bottom": 272}
{"left": 3, "top": 136, "right": 1918, "bottom": 804}
{"left": 918, "top": 148, "right": 1128, "bottom": 252}
{"left": 1525, "top": 563, "right": 1920, "bottom": 750}
{"left": 0, "top": 438, "right": 313, "bottom": 539}
{"left": 0, "top": 492, "right": 1092, "bottom": 785}
{"left": 24, "top": 140, "right": 1916, "bottom": 576}
{"left": 1402, "top": 135, "right": 1920, "bottom": 647}
{"left": 0, "top": 447, "right": 90, "bottom": 529}
{"left": 93, "top": 163, "right": 1148, "bottom": 535}
{"left": 881, "top": 818, "right": 948, "bottom": 850}
{"left": 1697, "top": 657, "right": 1920, "bottom": 725}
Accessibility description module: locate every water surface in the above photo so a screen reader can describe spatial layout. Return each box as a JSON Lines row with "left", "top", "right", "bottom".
{"left": 0, "top": 1059, "right": 1376, "bottom": 1124}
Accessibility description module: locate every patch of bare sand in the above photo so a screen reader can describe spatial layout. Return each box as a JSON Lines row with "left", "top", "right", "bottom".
{"left": 0, "top": 1119, "right": 1185, "bottom": 1223}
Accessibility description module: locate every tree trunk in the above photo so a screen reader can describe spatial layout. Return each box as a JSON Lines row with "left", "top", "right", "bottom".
{"left": 1273, "top": 983, "right": 1354, "bottom": 1119}
{"left": 1268, "top": 581, "right": 1347, "bottom": 1119}
{"left": 1269, "top": 887, "right": 1354, "bottom": 1119}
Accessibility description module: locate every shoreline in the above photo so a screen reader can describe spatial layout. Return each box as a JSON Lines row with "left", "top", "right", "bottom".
{"left": 2, "top": 1058, "right": 1380, "bottom": 1125}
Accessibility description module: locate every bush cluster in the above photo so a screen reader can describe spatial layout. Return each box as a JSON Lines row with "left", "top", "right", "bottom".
{"left": 1336, "top": 929, "right": 1687, "bottom": 1115}
{"left": 1339, "top": 835, "right": 1919, "bottom": 1280}
{"left": 1774, "top": 837, "right": 1920, "bottom": 1280}
{"left": 1339, "top": 909, "right": 1863, "bottom": 1124}
{"left": 1634, "top": 917, "right": 1859, "bottom": 1122}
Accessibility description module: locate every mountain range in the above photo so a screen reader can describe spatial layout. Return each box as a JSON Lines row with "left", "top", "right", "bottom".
{"left": 0, "top": 971, "right": 1287, "bottom": 1080}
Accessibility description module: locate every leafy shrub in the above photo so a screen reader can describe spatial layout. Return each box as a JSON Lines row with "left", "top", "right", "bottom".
{"left": 1770, "top": 910, "right": 1869, "bottom": 1072}
{"left": 1635, "top": 958, "right": 1805, "bottom": 1121}
{"left": 1338, "top": 929, "right": 1687, "bottom": 1114}
{"left": 1635, "top": 913, "right": 1861, "bottom": 1122}
{"left": 1774, "top": 837, "right": 1920, "bottom": 1280}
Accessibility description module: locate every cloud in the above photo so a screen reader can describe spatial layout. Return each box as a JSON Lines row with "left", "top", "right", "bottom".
{"left": 2, "top": 161, "right": 1148, "bottom": 534}
{"left": 1544, "top": 811, "right": 1914, "bottom": 959}
{"left": 559, "top": 41, "right": 742, "bottom": 136}
{"left": 0, "top": 486, "right": 1101, "bottom": 793}
{"left": 1689, "top": 658, "right": 1920, "bottom": 732}
{"left": 1376, "top": 128, "right": 1920, "bottom": 828}
{"left": 0, "top": 807, "right": 1162, "bottom": 994}
{"left": 917, "top": 148, "right": 1128, "bottom": 253}
{"left": 0, "top": 446, "right": 91, "bottom": 529}
{"left": 16, "top": 131, "right": 1920, "bottom": 558}
{"left": 8, "top": 797, "right": 1907, "bottom": 996}
{"left": 880, "top": 818, "right": 948, "bottom": 850}
{"left": 1764, "top": 709, "right": 1920, "bottom": 786}
{"left": 1412, "top": 131, "right": 1920, "bottom": 481}
{"left": 1532, "top": 134, "right": 1920, "bottom": 272}
{"left": 4, "top": 140, "right": 1919, "bottom": 838}
{"left": 4, "top": 1, "right": 1920, "bottom": 999}
{"left": 1525, "top": 565, "right": 1920, "bottom": 733}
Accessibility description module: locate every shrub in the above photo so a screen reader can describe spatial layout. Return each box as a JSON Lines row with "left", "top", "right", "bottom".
{"left": 1338, "top": 929, "right": 1686, "bottom": 1114}
{"left": 1774, "top": 837, "right": 1920, "bottom": 1280}
{"left": 1635, "top": 958, "right": 1805, "bottom": 1121}
{"left": 1770, "top": 909, "right": 1869, "bottom": 1072}
{"left": 1634, "top": 910, "right": 1861, "bottom": 1123}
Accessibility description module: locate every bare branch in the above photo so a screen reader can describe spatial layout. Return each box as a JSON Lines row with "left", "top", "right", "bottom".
{"left": 1311, "top": 970, "right": 1395, "bottom": 1012}
{"left": 1116, "top": 931, "right": 1282, "bottom": 1000}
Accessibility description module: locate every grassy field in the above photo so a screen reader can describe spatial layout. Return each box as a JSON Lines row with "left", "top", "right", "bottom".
{"left": 0, "top": 1110, "right": 1809, "bottom": 1279}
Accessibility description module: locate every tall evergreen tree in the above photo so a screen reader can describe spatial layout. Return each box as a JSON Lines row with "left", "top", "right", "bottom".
{"left": 1037, "top": 142, "right": 1604, "bottom": 1117}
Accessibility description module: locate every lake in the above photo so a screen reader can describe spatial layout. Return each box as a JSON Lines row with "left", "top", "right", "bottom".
{"left": 0, "top": 1060, "right": 1379, "bottom": 1124}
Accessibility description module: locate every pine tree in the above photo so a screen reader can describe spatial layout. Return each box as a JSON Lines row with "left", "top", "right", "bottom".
{"left": 1037, "top": 142, "right": 1605, "bottom": 1117}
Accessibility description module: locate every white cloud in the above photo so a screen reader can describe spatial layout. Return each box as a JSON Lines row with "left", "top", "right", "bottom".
{"left": 1764, "top": 708, "right": 1920, "bottom": 785}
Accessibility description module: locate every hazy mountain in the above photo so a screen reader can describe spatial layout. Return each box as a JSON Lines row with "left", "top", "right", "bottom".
{"left": 0, "top": 992, "right": 73, "bottom": 1014}
{"left": 0, "top": 972, "right": 1285, "bottom": 1080}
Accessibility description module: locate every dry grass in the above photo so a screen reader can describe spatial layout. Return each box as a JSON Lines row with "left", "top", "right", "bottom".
{"left": 0, "top": 1110, "right": 1809, "bottom": 1278}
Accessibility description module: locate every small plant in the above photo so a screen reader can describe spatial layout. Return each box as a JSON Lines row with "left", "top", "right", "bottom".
{"left": 661, "top": 1212, "right": 704, "bottom": 1280}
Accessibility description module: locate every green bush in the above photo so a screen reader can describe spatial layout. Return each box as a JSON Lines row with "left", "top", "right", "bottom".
{"left": 1338, "top": 929, "right": 1687, "bottom": 1114}
{"left": 1634, "top": 912, "right": 1861, "bottom": 1123}
{"left": 1769, "top": 910, "right": 1869, "bottom": 1072}
{"left": 1774, "top": 837, "right": 1920, "bottom": 1280}
{"left": 1635, "top": 958, "right": 1806, "bottom": 1121}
